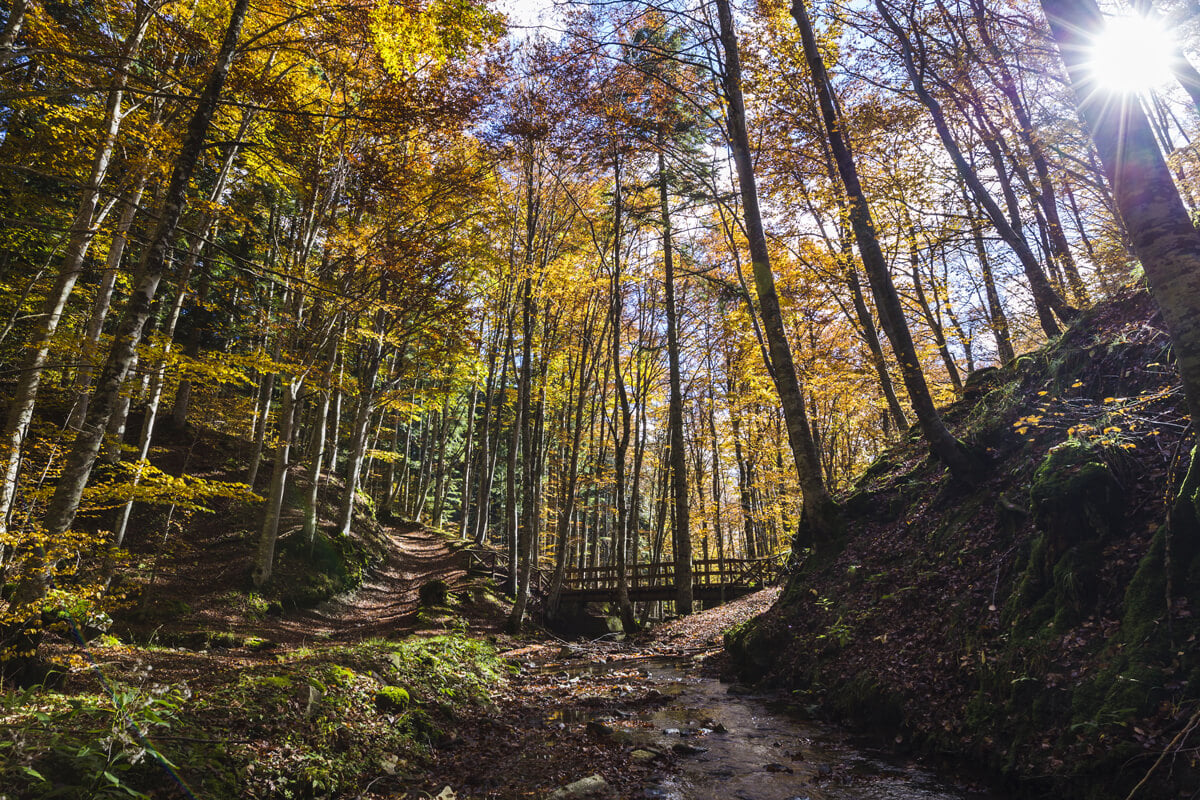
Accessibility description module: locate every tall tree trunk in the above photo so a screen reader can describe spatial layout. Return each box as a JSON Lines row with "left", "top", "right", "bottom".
{"left": 791, "top": 0, "right": 981, "bottom": 484}
{"left": 965, "top": 190, "right": 1017, "bottom": 364}
{"left": 1042, "top": 0, "right": 1200, "bottom": 534}
{"left": 658, "top": 147, "right": 692, "bottom": 614}
{"left": 907, "top": 225, "right": 964, "bottom": 394}
{"left": 875, "top": 0, "right": 1073, "bottom": 338}
{"left": 71, "top": 166, "right": 152, "bottom": 427}
{"left": 252, "top": 378, "right": 299, "bottom": 588}
{"left": 547, "top": 304, "right": 604, "bottom": 616}
{"left": 717, "top": 0, "right": 841, "bottom": 552}
{"left": 457, "top": 385, "right": 478, "bottom": 538}
{"left": 609, "top": 154, "right": 638, "bottom": 633}
{"left": 507, "top": 271, "right": 536, "bottom": 630}
{"left": 302, "top": 337, "right": 338, "bottom": 543}
{"left": 0, "top": 8, "right": 152, "bottom": 534}
{"left": 966, "top": 0, "right": 1088, "bottom": 305}
{"left": 9, "top": 0, "right": 251, "bottom": 614}
{"left": 847, "top": 265, "right": 909, "bottom": 429}
{"left": 336, "top": 343, "right": 382, "bottom": 538}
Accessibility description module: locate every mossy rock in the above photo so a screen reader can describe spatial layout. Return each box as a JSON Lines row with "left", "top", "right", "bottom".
{"left": 724, "top": 617, "right": 782, "bottom": 682}
{"left": 418, "top": 579, "right": 451, "bottom": 607}
{"left": 374, "top": 685, "right": 410, "bottom": 713}
{"left": 1030, "top": 441, "right": 1121, "bottom": 556}
{"left": 208, "top": 631, "right": 241, "bottom": 649}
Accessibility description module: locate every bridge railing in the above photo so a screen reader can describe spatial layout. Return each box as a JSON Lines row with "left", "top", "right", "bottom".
{"left": 561, "top": 555, "right": 786, "bottom": 592}
{"left": 464, "top": 547, "right": 551, "bottom": 595}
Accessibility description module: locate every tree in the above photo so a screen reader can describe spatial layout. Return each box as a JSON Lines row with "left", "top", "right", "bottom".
{"left": 715, "top": 0, "right": 841, "bottom": 553}
{"left": 788, "top": 0, "right": 982, "bottom": 484}
{"left": 1041, "top": 0, "right": 1200, "bottom": 533}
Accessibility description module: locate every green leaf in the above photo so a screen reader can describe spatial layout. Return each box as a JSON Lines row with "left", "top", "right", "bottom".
{"left": 22, "top": 766, "right": 46, "bottom": 781}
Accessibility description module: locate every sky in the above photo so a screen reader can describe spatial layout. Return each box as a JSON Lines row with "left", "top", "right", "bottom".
{"left": 496, "top": 0, "right": 564, "bottom": 36}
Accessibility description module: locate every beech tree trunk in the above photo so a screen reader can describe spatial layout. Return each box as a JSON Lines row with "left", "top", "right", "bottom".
{"left": 0, "top": 8, "right": 152, "bottom": 534}
{"left": 791, "top": 0, "right": 982, "bottom": 484}
{"left": 659, "top": 147, "right": 692, "bottom": 614}
{"left": 253, "top": 379, "right": 299, "bottom": 588}
{"left": 717, "top": 0, "right": 841, "bottom": 552}
{"left": 9, "top": 0, "right": 251, "bottom": 614}
{"left": 875, "top": 0, "right": 1073, "bottom": 338}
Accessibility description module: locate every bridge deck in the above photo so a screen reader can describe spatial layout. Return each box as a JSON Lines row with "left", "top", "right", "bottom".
{"left": 464, "top": 549, "right": 785, "bottom": 606}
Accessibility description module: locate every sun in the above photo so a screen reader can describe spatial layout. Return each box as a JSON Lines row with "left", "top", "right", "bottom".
{"left": 1088, "top": 15, "right": 1177, "bottom": 93}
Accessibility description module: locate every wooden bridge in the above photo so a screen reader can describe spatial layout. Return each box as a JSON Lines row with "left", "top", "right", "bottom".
{"left": 464, "top": 546, "right": 786, "bottom": 607}
{"left": 559, "top": 557, "right": 786, "bottom": 604}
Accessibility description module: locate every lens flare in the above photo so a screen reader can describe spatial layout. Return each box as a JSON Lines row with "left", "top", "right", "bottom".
{"left": 1088, "top": 16, "right": 1176, "bottom": 93}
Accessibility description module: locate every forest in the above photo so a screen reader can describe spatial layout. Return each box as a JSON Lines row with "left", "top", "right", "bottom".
{"left": 1, "top": 0, "right": 1200, "bottom": 796}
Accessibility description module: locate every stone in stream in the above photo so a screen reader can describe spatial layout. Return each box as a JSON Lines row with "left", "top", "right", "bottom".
{"left": 544, "top": 774, "right": 614, "bottom": 800}
{"left": 671, "top": 742, "right": 708, "bottom": 756}
{"left": 630, "top": 748, "right": 662, "bottom": 762}
{"left": 586, "top": 720, "right": 614, "bottom": 738}
{"left": 764, "top": 762, "right": 794, "bottom": 773}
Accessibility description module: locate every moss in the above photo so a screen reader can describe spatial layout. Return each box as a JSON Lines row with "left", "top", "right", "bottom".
{"left": 1030, "top": 441, "right": 1121, "bottom": 556}
{"left": 207, "top": 631, "right": 240, "bottom": 648}
{"left": 278, "top": 530, "right": 371, "bottom": 608}
{"left": 324, "top": 664, "right": 358, "bottom": 687}
{"left": 724, "top": 616, "right": 782, "bottom": 683}
{"left": 374, "top": 685, "right": 410, "bottom": 713}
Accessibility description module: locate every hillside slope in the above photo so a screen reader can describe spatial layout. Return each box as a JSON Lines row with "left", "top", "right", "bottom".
{"left": 727, "top": 288, "right": 1200, "bottom": 799}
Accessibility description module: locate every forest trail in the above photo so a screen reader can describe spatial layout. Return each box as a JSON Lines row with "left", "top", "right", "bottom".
{"left": 260, "top": 525, "right": 471, "bottom": 643}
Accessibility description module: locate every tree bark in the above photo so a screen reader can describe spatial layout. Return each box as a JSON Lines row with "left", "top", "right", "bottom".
{"left": 11, "top": 0, "right": 252, "bottom": 612}
{"left": 791, "top": 0, "right": 982, "bottom": 484}
{"left": 875, "top": 0, "right": 1073, "bottom": 338}
{"left": 717, "top": 0, "right": 841, "bottom": 552}
{"left": 659, "top": 146, "right": 693, "bottom": 614}
{"left": 1041, "top": 0, "right": 1200, "bottom": 528}
{"left": 253, "top": 379, "right": 299, "bottom": 588}
{"left": 0, "top": 8, "right": 152, "bottom": 534}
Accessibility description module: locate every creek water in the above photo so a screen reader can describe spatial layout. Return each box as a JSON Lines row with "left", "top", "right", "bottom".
{"left": 544, "top": 657, "right": 1003, "bottom": 800}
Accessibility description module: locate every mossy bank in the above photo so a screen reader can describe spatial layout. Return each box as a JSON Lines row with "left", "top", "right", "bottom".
{"left": 727, "top": 289, "right": 1200, "bottom": 799}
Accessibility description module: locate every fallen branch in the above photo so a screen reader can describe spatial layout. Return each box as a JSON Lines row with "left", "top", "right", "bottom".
{"left": 1124, "top": 705, "right": 1200, "bottom": 800}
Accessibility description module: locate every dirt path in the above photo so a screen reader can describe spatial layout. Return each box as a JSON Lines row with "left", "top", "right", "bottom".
{"left": 261, "top": 525, "right": 472, "bottom": 643}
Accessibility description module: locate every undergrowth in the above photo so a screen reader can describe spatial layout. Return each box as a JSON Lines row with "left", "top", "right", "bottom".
{"left": 0, "top": 634, "right": 510, "bottom": 798}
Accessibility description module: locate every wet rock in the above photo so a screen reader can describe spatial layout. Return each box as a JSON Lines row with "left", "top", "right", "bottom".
{"left": 663, "top": 727, "right": 683, "bottom": 736}
{"left": 707, "top": 766, "right": 735, "bottom": 778}
{"left": 630, "top": 748, "right": 662, "bottom": 762}
{"left": 711, "top": 722, "right": 728, "bottom": 734}
{"left": 726, "top": 683, "right": 755, "bottom": 695}
{"left": 764, "top": 763, "right": 794, "bottom": 774}
{"left": 586, "top": 721, "right": 614, "bottom": 738}
{"left": 545, "top": 774, "right": 614, "bottom": 800}
{"left": 671, "top": 742, "right": 708, "bottom": 756}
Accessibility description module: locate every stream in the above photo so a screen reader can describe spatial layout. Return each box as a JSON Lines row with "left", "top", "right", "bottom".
{"left": 537, "top": 656, "right": 1002, "bottom": 800}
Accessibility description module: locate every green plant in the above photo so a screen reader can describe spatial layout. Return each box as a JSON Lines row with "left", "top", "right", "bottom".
{"left": 1, "top": 683, "right": 188, "bottom": 799}
{"left": 818, "top": 616, "right": 854, "bottom": 648}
